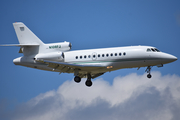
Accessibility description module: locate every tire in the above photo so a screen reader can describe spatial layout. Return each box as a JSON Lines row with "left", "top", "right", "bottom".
{"left": 147, "top": 74, "right": 152, "bottom": 78}
{"left": 85, "top": 80, "right": 92, "bottom": 87}
{"left": 74, "top": 76, "right": 81, "bottom": 83}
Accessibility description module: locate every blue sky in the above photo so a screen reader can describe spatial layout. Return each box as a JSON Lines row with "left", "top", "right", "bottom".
{"left": 0, "top": 0, "right": 180, "bottom": 120}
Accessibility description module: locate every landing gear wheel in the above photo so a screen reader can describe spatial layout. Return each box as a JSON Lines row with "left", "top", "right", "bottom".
{"left": 147, "top": 74, "right": 152, "bottom": 79}
{"left": 85, "top": 73, "right": 93, "bottom": 87}
{"left": 85, "top": 80, "right": 92, "bottom": 87}
{"left": 74, "top": 76, "right": 81, "bottom": 83}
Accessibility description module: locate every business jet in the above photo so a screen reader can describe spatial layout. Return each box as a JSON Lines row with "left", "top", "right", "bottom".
{"left": 1, "top": 22, "right": 177, "bottom": 87}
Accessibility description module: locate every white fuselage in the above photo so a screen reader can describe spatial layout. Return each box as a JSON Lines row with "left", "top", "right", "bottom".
{"left": 13, "top": 45, "right": 177, "bottom": 75}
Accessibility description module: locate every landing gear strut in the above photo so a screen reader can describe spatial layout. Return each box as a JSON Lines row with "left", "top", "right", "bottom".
{"left": 85, "top": 74, "right": 92, "bottom": 87}
{"left": 74, "top": 69, "right": 81, "bottom": 83}
{"left": 145, "top": 66, "right": 152, "bottom": 79}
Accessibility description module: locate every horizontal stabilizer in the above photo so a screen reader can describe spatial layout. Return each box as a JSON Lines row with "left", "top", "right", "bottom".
{"left": 0, "top": 44, "right": 39, "bottom": 47}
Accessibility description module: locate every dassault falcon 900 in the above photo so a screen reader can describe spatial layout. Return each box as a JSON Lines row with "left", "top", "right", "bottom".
{"left": 1, "top": 22, "right": 177, "bottom": 87}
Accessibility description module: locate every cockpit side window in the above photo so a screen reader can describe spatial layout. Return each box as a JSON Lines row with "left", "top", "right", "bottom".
{"left": 147, "top": 48, "right": 151, "bottom": 52}
{"left": 154, "top": 48, "right": 160, "bottom": 52}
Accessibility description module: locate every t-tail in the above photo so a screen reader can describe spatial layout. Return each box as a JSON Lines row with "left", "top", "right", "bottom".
{"left": 12, "top": 22, "right": 44, "bottom": 56}
{"left": 1, "top": 22, "right": 72, "bottom": 61}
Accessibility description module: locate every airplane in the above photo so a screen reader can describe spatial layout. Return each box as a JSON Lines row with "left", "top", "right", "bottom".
{"left": 1, "top": 22, "right": 177, "bottom": 87}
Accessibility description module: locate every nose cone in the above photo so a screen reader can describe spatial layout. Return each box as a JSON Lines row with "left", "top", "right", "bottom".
{"left": 163, "top": 53, "right": 177, "bottom": 63}
{"left": 168, "top": 54, "right": 177, "bottom": 62}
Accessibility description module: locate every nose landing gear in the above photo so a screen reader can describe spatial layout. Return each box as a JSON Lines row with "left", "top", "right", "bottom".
{"left": 147, "top": 73, "right": 152, "bottom": 78}
{"left": 145, "top": 66, "right": 152, "bottom": 79}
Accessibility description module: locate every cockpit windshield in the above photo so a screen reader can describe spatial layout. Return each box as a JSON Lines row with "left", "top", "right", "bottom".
{"left": 151, "top": 48, "right": 155, "bottom": 52}
{"left": 147, "top": 48, "right": 160, "bottom": 52}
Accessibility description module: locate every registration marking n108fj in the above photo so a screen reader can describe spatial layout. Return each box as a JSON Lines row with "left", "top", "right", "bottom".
{"left": 49, "top": 45, "right": 61, "bottom": 49}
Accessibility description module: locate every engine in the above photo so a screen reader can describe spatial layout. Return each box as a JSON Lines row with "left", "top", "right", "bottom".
{"left": 34, "top": 52, "right": 64, "bottom": 62}
{"left": 34, "top": 41, "right": 72, "bottom": 61}
{"left": 47, "top": 41, "right": 72, "bottom": 52}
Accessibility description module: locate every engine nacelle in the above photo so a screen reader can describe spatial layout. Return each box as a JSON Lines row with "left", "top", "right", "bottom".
{"left": 35, "top": 52, "right": 64, "bottom": 61}
{"left": 45, "top": 41, "right": 72, "bottom": 52}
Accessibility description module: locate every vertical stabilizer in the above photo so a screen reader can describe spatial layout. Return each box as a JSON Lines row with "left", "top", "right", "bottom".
{"left": 13, "top": 22, "right": 44, "bottom": 45}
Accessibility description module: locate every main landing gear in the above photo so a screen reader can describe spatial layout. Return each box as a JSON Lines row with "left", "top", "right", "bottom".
{"left": 85, "top": 74, "right": 92, "bottom": 87}
{"left": 74, "top": 73, "right": 92, "bottom": 87}
{"left": 145, "top": 66, "right": 152, "bottom": 78}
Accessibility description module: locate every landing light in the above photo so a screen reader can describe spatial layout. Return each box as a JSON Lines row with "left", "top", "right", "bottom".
{"left": 107, "top": 66, "right": 113, "bottom": 69}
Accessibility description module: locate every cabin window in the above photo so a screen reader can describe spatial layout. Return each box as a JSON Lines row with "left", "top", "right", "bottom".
{"left": 119, "top": 53, "right": 121, "bottom": 56}
{"left": 98, "top": 54, "right": 100, "bottom": 57}
{"left": 123, "top": 52, "right": 126, "bottom": 55}
{"left": 93, "top": 55, "right": 96, "bottom": 58}
{"left": 102, "top": 54, "right": 105, "bottom": 57}
{"left": 84, "top": 55, "right": 87, "bottom": 58}
{"left": 111, "top": 53, "right": 113, "bottom": 56}
{"left": 115, "top": 53, "right": 117, "bottom": 56}
{"left": 76, "top": 56, "right": 78, "bottom": 59}
{"left": 80, "top": 56, "right": 82, "bottom": 59}
{"left": 88, "top": 55, "right": 91, "bottom": 58}
{"left": 106, "top": 54, "right": 109, "bottom": 57}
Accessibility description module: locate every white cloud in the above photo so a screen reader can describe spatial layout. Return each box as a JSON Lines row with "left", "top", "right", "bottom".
{"left": 1, "top": 71, "right": 180, "bottom": 120}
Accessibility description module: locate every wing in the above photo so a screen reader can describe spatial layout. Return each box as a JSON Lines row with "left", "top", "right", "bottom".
{"left": 36, "top": 59, "right": 106, "bottom": 79}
